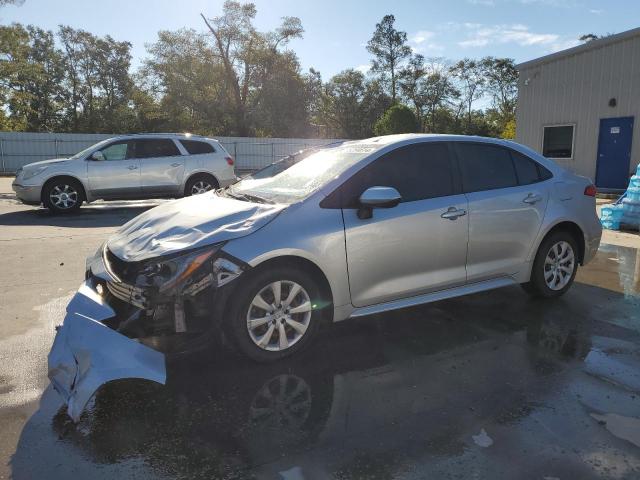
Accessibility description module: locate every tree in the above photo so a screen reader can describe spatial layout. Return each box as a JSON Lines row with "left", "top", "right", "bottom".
{"left": 200, "top": 1, "right": 303, "bottom": 135}
{"left": 450, "top": 58, "right": 485, "bottom": 133}
{"left": 373, "top": 104, "right": 417, "bottom": 135}
{"left": 480, "top": 57, "right": 518, "bottom": 133}
{"left": 366, "top": 14, "right": 411, "bottom": 103}
{"left": 399, "top": 55, "right": 458, "bottom": 132}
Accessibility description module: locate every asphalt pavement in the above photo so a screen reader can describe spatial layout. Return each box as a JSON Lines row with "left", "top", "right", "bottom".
{"left": 0, "top": 177, "right": 639, "bottom": 479}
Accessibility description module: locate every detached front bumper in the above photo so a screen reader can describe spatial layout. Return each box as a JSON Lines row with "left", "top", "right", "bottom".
{"left": 48, "top": 281, "right": 166, "bottom": 422}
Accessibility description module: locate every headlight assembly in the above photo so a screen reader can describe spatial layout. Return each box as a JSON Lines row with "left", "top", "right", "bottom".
{"left": 22, "top": 166, "right": 48, "bottom": 181}
{"left": 141, "top": 247, "right": 220, "bottom": 292}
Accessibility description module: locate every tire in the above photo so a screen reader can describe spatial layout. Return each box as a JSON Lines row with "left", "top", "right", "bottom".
{"left": 42, "top": 177, "right": 84, "bottom": 214}
{"left": 521, "top": 231, "right": 579, "bottom": 298}
{"left": 226, "top": 266, "right": 326, "bottom": 362}
{"left": 184, "top": 174, "right": 219, "bottom": 196}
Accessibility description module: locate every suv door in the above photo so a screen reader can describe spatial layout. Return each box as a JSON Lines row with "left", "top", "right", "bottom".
{"left": 453, "top": 142, "right": 550, "bottom": 282}
{"left": 87, "top": 140, "right": 140, "bottom": 198}
{"left": 135, "top": 139, "right": 184, "bottom": 196}
{"left": 339, "top": 142, "right": 468, "bottom": 308}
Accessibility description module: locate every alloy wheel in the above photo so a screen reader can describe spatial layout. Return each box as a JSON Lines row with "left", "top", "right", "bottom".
{"left": 543, "top": 241, "right": 575, "bottom": 290}
{"left": 49, "top": 184, "right": 78, "bottom": 210}
{"left": 246, "top": 280, "right": 312, "bottom": 352}
{"left": 191, "top": 181, "right": 213, "bottom": 195}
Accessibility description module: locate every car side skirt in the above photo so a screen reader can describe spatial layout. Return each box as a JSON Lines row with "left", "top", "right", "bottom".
{"left": 348, "top": 276, "right": 518, "bottom": 319}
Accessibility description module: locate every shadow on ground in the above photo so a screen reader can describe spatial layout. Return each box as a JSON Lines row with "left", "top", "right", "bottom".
{"left": 0, "top": 201, "right": 164, "bottom": 229}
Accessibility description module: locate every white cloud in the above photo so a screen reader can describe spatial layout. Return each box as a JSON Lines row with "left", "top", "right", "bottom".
{"left": 457, "top": 23, "right": 561, "bottom": 48}
{"left": 355, "top": 64, "right": 371, "bottom": 74}
{"left": 467, "top": 0, "right": 496, "bottom": 5}
{"left": 549, "top": 38, "right": 582, "bottom": 52}
{"left": 408, "top": 30, "right": 444, "bottom": 53}
{"left": 589, "top": 8, "right": 603, "bottom": 14}
{"left": 411, "top": 30, "right": 435, "bottom": 44}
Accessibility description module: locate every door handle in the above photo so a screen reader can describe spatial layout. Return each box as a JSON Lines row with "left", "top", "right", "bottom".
{"left": 523, "top": 193, "right": 542, "bottom": 204}
{"left": 441, "top": 207, "right": 467, "bottom": 220}
{"left": 170, "top": 163, "right": 181, "bottom": 167}
{"left": 127, "top": 165, "right": 138, "bottom": 170}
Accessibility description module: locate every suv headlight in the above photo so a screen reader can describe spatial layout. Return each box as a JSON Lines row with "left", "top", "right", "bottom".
{"left": 22, "top": 166, "right": 48, "bottom": 181}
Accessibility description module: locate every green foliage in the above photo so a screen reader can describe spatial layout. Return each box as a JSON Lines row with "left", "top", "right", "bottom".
{"left": 366, "top": 15, "right": 411, "bottom": 102}
{"left": 373, "top": 104, "right": 417, "bottom": 136}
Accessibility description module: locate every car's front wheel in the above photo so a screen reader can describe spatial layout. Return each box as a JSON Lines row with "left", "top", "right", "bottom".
{"left": 227, "top": 266, "right": 325, "bottom": 362}
{"left": 42, "top": 178, "right": 84, "bottom": 214}
{"left": 522, "top": 231, "right": 579, "bottom": 298}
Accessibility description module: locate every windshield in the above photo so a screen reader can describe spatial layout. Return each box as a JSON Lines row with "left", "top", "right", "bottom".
{"left": 70, "top": 138, "right": 114, "bottom": 159}
{"left": 229, "top": 144, "right": 379, "bottom": 204}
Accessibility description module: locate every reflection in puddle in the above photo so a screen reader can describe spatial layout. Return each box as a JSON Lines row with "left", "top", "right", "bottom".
{"left": 577, "top": 243, "right": 640, "bottom": 297}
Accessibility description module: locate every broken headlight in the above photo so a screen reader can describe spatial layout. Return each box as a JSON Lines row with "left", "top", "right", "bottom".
{"left": 139, "top": 245, "right": 244, "bottom": 292}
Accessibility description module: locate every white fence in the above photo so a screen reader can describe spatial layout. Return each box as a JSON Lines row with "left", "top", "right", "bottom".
{"left": 0, "top": 132, "right": 344, "bottom": 173}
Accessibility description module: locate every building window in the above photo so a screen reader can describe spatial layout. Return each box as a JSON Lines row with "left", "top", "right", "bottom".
{"left": 542, "top": 125, "right": 574, "bottom": 159}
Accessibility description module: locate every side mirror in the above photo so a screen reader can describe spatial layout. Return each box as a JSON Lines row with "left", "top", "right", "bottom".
{"left": 357, "top": 186, "right": 401, "bottom": 219}
{"left": 90, "top": 151, "right": 105, "bottom": 161}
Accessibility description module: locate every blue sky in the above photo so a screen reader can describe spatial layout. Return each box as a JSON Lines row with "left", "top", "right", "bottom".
{"left": 2, "top": 0, "right": 638, "bottom": 79}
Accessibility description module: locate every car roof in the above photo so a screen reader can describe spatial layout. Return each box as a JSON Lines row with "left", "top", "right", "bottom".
{"left": 104, "top": 133, "right": 221, "bottom": 143}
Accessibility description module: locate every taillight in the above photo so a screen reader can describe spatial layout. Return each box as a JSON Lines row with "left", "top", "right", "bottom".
{"left": 225, "top": 156, "right": 234, "bottom": 166}
{"left": 584, "top": 184, "right": 597, "bottom": 197}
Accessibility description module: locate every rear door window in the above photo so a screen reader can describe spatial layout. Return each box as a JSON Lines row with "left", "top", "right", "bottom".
{"left": 180, "top": 140, "right": 215, "bottom": 155}
{"left": 511, "top": 150, "right": 554, "bottom": 185}
{"left": 456, "top": 143, "right": 518, "bottom": 193}
{"left": 339, "top": 143, "right": 455, "bottom": 207}
{"left": 134, "top": 139, "right": 181, "bottom": 159}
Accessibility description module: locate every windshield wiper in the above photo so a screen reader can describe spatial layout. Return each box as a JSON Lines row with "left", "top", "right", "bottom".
{"left": 225, "top": 190, "right": 274, "bottom": 204}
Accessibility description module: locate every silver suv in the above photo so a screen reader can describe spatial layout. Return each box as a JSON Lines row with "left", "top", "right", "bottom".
{"left": 48, "top": 134, "right": 602, "bottom": 421}
{"left": 12, "top": 133, "right": 236, "bottom": 213}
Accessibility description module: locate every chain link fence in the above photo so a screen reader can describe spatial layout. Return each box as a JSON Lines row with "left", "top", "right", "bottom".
{"left": 0, "top": 133, "right": 344, "bottom": 174}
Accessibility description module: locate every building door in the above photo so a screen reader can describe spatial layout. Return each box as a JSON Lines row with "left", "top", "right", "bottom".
{"left": 596, "top": 117, "right": 634, "bottom": 190}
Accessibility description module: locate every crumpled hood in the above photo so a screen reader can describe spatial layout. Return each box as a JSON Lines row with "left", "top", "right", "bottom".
{"left": 107, "top": 193, "right": 286, "bottom": 262}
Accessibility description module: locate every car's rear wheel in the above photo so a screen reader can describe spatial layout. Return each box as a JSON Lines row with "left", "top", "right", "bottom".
{"left": 42, "top": 178, "right": 84, "bottom": 214}
{"left": 522, "top": 231, "right": 579, "bottom": 298}
{"left": 185, "top": 174, "right": 219, "bottom": 196}
{"left": 227, "top": 266, "right": 325, "bottom": 362}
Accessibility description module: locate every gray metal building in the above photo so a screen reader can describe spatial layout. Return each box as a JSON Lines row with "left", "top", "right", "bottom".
{"left": 516, "top": 27, "right": 640, "bottom": 191}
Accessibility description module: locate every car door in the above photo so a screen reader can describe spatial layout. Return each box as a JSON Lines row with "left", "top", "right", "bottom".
{"left": 86, "top": 140, "right": 140, "bottom": 198}
{"left": 453, "top": 142, "right": 550, "bottom": 282}
{"left": 340, "top": 142, "right": 469, "bottom": 308}
{"left": 135, "top": 138, "right": 185, "bottom": 196}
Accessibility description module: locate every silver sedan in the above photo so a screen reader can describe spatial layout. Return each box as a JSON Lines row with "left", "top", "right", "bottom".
{"left": 48, "top": 134, "right": 602, "bottom": 420}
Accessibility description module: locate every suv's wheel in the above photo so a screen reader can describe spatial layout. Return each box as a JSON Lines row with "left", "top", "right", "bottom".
{"left": 185, "top": 174, "right": 218, "bottom": 196}
{"left": 42, "top": 178, "right": 84, "bottom": 214}
{"left": 522, "top": 231, "right": 579, "bottom": 298}
{"left": 227, "top": 266, "right": 325, "bottom": 362}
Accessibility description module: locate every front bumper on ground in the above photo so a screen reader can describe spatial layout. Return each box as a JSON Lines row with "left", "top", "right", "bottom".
{"left": 48, "top": 281, "right": 166, "bottom": 422}
{"left": 11, "top": 181, "right": 42, "bottom": 205}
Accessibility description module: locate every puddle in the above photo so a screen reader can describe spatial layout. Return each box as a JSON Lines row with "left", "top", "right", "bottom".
{"left": 591, "top": 413, "right": 640, "bottom": 449}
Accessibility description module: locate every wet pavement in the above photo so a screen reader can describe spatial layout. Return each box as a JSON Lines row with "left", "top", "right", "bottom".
{"left": 1, "top": 182, "right": 640, "bottom": 479}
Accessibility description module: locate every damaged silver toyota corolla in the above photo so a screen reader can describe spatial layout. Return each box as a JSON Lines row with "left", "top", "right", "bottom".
{"left": 48, "top": 134, "right": 602, "bottom": 421}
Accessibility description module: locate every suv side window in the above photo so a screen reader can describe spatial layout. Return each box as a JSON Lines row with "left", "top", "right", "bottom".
{"left": 456, "top": 143, "right": 517, "bottom": 193}
{"left": 180, "top": 140, "right": 215, "bottom": 155}
{"left": 134, "top": 139, "right": 181, "bottom": 159}
{"left": 339, "top": 143, "right": 455, "bottom": 208}
{"left": 99, "top": 140, "right": 132, "bottom": 161}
